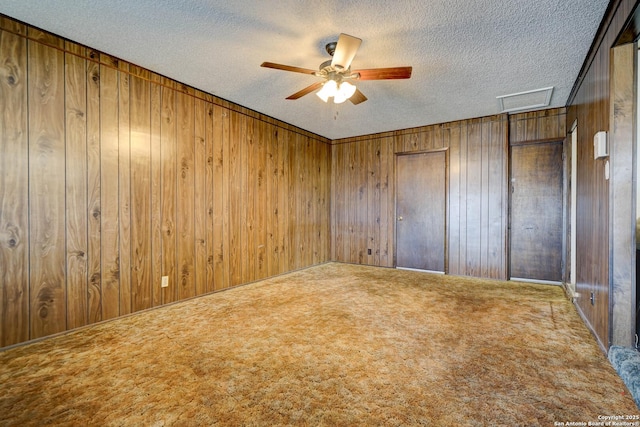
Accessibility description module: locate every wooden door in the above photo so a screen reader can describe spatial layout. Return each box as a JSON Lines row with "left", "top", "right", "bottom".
{"left": 396, "top": 151, "right": 446, "bottom": 271}
{"left": 510, "top": 141, "right": 563, "bottom": 282}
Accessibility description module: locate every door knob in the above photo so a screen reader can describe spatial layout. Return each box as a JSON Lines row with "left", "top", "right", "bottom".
{"left": 397, "top": 216, "right": 403, "bottom": 221}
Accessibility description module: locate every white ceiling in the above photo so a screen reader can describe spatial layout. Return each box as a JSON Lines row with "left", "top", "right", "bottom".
{"left": 0, "top": 0, "right": 609, "bottom": 140}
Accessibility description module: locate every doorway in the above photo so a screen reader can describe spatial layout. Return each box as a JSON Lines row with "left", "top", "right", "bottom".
{"left": 395, "top": 150, "right": 446, "bottom": 272}
{"left": 509, "top": 140, "right": 564, "bottom": 283}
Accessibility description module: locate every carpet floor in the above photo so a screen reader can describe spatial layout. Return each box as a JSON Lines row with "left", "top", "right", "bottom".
{"left": 0, "top": 262, "right": 638, "bottom": 426}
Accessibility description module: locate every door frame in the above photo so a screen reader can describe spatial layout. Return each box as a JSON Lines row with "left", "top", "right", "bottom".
{"left": 507, "top": 138, "right": 565, "bottom": 283}
{"left": 393, "top": 148, "right": 449, "bottom": 272}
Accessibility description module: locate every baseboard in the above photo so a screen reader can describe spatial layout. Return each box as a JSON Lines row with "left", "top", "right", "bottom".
{"left": 574, "top": 300, "right": 609, "bottom": 355}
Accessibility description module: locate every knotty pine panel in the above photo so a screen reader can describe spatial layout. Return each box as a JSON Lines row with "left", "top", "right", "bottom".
{"left": 0, "top": 28, "right": 29, "bottom": 346}
{"left": 118, "top": 68, "right": 132, "bottom": 316}
{"left": 86, "top": 60, "right": 101, "bottom": 324}
{"left": 228, "top": 111, "right": 243, "bottom": 287}
{"left": 245, "top": 116, "right": 256, "bottom": 282}
{"left": 64, "top": 50, "right": 89, "bottom": 330}
{"left": 265, "top": 125, "right": 279, "bottom": 278}
{"left": 256, "top": 119, "right": 267, "bottom": 280}
{"left": 176, "top": 91, "right": 196, "bottom": 300}
{"left": 0, "top": 16, "right": 331, "bottom": 348}
{"left": 212, "top": 105, "right": 228, "bottom": 291}
{"left": 130, "top": 75, "right": 152, "bottom": 312}
{"left": 160, "top": 86, "right": 178, "bottom": 305}
{"left": 28, "top": 40, "right": 67, "bottom": 339}
{"left": 194, "top": 98, "right": 210, "bottom": 296}
{"left": 99, "top": 64, "right": 120, "bottom": 321}
{"left": 276, "top": 128, "right": 290, "bottom": 275}
{"left": 150, "top": 81, "right": 163, "bottom": 307}
{"left": 331, "top": 116, "right": 508, "bottom": 279}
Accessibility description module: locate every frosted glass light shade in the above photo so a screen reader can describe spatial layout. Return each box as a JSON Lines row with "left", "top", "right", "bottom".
{"left": 316, "top": 80, "right": 338, "bottom": 102}
{"left": 316, "top": 80, "right": 356, "bottom": 104}
{"left": 334, "top": 81, "right": 356, "bottom": 104}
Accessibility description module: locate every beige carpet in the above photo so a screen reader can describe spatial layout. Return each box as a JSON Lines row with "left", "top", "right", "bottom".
{"left": 0, "top": 262, "right": 637, "bottom": 426}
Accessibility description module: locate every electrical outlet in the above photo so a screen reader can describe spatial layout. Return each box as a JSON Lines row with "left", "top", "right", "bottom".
{"left": 161, "top": 276, "right": 169, "bottom": 288}
{"left": 367, "top": 248, "right": 372, "bottom": 255}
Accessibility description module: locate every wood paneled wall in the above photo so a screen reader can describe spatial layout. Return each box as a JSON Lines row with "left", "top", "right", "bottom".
{"left": 565, "top": 0, "right": 638, "bottom": 350}
{"left": 331, "top": 115, "right": 509, "bottom": 280}
{"left": 0, "top": 16, "right": 331, "bottom": 348}
{"left": 330, "top": 109, "right": 567, "bottom": 280}
{"left": 509, "top": 108, "right": 567, "bottom": 144}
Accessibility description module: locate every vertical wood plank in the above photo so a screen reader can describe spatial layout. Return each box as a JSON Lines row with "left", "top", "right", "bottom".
{"left": 288, "top": 133, "right": 299, "bottom": 269}
{"left": 313, "top": 140, "right": 323, "bottom": 265}
{"left": 300, "top": 136, "right": 310, "bottom": 267}
{"left": 489, "top": 118, "right": 507, "bottom": 279}
{"left": 228, "top": 111, "right": 242, "bottom": 286}
{"left": 266, "top": 125, "right": 279, "bottom": 277}
{"left": 118, "top": 69, "right": 132, "bottom": 316}
{"left": 220, "top": 107, "right": 231, "bottom": 288}
{"left": 228, "top": 111, "right": 244, "bottom": 286}
{"left": 330, "top": 144, "right": 337, "bottom": 262}
{"left": 130, "top": 75, "right": 152, "bottom": 312}
{"left": 160, "top": 87, "right": 177, "bottom": 304}
{"left": 0, "top": 29, "right": 29, "bottom": 346}
{"left": 351, "top": 139, "right": 364, "bottom": 264}
{"left": 99, "top": 64, "right": 120, "bottom": 320}
{"left": 245, "top": 117, "right": 256, "bottom": 282}
{"left": 458, "top": 124, "right": 468, "bottom": 275}
{"left": 465, "top": 120, "right": 482, "bottom": 277}
{"left": 64, "top": 51, "right": 88, "bottom": 330}
{"left": 150, "top": 82, "right": 163, "bottom": 307}
{"left": 194, "top": 98, "right": 207, "bottom": 296}
{"left": 277, "top": 129, "right": 289, "bottom": 274}
{"left": 86, "top": 60, "right": 102, "bottom": 323}
{"left": 212, "top": 105, "right": 227, "bottom": 290}
{"left": 379, "top": 137, "right": 392, "bottom": 267}
{"left": 333, "top": 144, "right": 345, "bottom": 262}
{"left": 255, "top": 120, "right": 267, "bottom": 280}
{"left": 480, "top": 121, "right": 490, "bottom": 277}
{"left": 176, "top": 91, "right": 195, "bottom": 299}
{"left": 204, "top": 102, "right": 215, "bottom": 293}
{"left": 28, "top": 40, "right": 67, "bottom": 338}
{"left": 320, "top": 141, "right": 330, "bottom": 263}
{"left": 347, "top": 142, "right": 357, "bottom": 263}
{"left": 371, "top": 139, "right": 382, "bottom": 265}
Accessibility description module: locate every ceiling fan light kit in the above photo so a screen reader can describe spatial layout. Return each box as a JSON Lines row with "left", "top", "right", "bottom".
{"left": 317, "top": 80, "right": 357, "bottom": 104}
{"left": 261, "top": 33, "right": 412, "bottom": 105}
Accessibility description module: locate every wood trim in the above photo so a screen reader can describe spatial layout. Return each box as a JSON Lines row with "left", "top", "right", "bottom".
{"left": 510, "top": 137, "right": 565, "bottom": 147}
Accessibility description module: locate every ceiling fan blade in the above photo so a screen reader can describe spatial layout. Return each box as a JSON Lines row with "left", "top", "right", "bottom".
{"left": 261, "top": 62, "right": 317, "bottom": 75}
{"left": 331, "top": 33, "right": 362, "bottom": 70}
{"left": 349, "top": 88, "right": 367, "bottom": 105}
{"left": 286, "top": 81, "right": 324, "bottom": 100}
{"left": 353, "top": 66, "right": 413, "bottom": 80}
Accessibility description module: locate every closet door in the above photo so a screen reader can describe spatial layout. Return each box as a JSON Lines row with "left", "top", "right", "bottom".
{"left": 395, "top": 151, "right": 446, "bottom": 272}
{"left": 510, "top": 140, "right": 563, "bottom": 282}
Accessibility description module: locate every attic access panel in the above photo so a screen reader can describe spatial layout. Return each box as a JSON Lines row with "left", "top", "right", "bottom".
{"left": 497, "top": 87, "right": 554, "bottom": 113}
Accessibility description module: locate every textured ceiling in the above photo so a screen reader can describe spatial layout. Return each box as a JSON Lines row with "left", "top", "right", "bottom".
{"left": 0, "top": 0, "right": 609, "bottom": 139}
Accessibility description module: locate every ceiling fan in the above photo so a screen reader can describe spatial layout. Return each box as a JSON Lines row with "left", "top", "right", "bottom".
{"left": 261, "top": 33, "right": 412, "bottom": 105}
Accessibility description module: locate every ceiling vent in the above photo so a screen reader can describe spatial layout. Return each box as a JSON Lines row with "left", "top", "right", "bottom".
{"left": 496, "top": 86, "right": 553, "bottom": 113}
